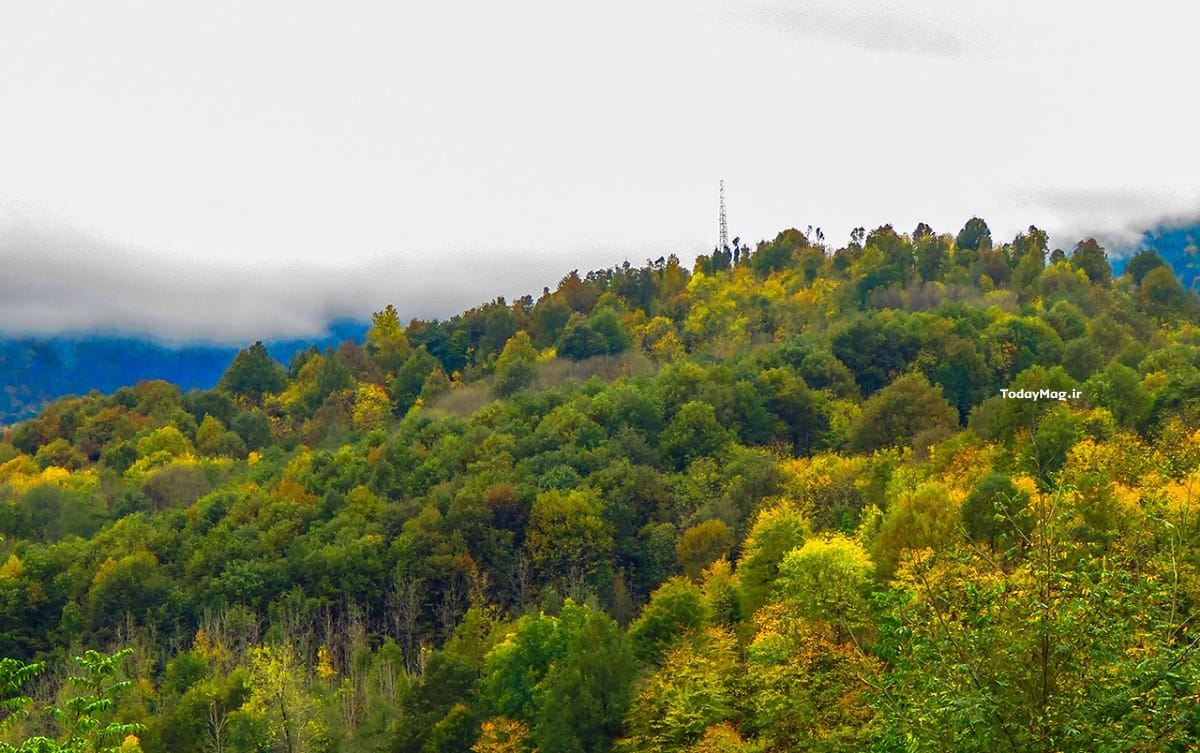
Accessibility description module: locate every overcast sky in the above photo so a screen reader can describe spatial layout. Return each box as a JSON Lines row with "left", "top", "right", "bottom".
{"left": 2, "top": 1, "right": 1198, "bottom": 342}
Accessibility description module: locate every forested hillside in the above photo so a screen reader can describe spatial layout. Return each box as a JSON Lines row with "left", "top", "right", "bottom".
{"left": 1122, "top": 221, "right": 1200, "bottom": 291}
{"left": 0, "top": 320, "right": 369, "bottom": 426}
{"left": 2, "top": 219, "right": 1200, "bottom": 752}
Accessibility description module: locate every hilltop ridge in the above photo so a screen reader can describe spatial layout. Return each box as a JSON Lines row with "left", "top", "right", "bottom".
{"left": 2, "top": 217, "right": 1200, "bottom": 752}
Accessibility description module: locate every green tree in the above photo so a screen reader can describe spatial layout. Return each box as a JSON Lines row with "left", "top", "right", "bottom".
{"left": 774, "top": 535, "right": 873, "bottom": 638}
{"left": 967, "top": 366, "right": 1077, "bottom": 442}
{"left": 737, "top": 503, "right": 810, "bottom": 615}
{"left": 533, "top": 607, "right": 634, "bottom": 753}
{"left": 676, "top": 521, "right": 734, "bottom": 582}
{"left": 1084, "top": 362, "right": 1151, "bottom": 430}
{"left": 140, "top": 463, "right": 210, "bottom": 511}
{"left": 914, "top": 226, "right": 950, "bottom": 282}
{"left": 231, "top": 409, "right": 273, "bottom": 450}
{"left": 135, "top": 425, "right": 189, "bottom": 459}
{"left": 749, "top": 229, "right": 808, "bottom": 277}
{"left": 848, "top": 373, "right": 957, "bottom": 453}
{"left": 87, "top": 551, "right": 171, "bottom": 637}
{"left": 1060, "top": 336, "right": 1104, "bottom": 382}
{"left": 33, "top": 439, "right": 85, "bottom": 471}
{"left": 1023, "top": 407, "right": 1080, "bottom": 487}
{"left": 526, "top": 490, "right": 613, "bottom": 588}
{"left": 194, "top": 414, "right": 226, "bottom": 456}
{"left": 629, "top": 578, "right": 707, "bottom": 665}
{"left": 557, "top": 319, "right": 609, "bottom": 361}
{"left": 960, "top": 473, "right": 1030, "bottom": 552}
{"left": 1138, "top": 265, "right": 1187, "bottom": 320}
{"left": 872, "top": 482, "right": 960, "bottom": 577}
{"left": 830, "top": 314, "right": 920, "bottom": 396}
{"left": 1124, "top": 248, "right": 1168, "bottom": 285}
{"left": 390, "top": 347, "right": 440, "bottom": 413}
{"left": 311, "top": 349, "right": 353, "bottom": 409}
{"left": 660, "top": 403, "right": 732, "bottom": 470}
{"left": 481, "top": 602, "right": 634, "bottom": 753}
{"left": 219, "top": 342, "right": 286, "bottom": 404}
{"left": 955, "top": 217, "right": 992, "bottom": 254}
{"left": 481, "top": 613, "right": 567, "bottom": 723}
{"left": 983, "top": 316, "right": 1065, "bottom": 383}
{"left": 1069, "top": 238, "right": 1112, "bottom": 286}
{"left": 758, "top": 368, "right": 827, "bottom": 454}
{"left": 1012, "top": 227, "right": 1049, "bottom": 293}
{"left": 494, "top": 332, "right": 539, "bottom": 397}
{"left": 588, "top": 309, "right": 631, "bottom": 355}
{"left": 1043, "top": 301, "right": 1088, "bottom": 341}
{"left": 881, "top": 483, "right": 1200, "bottom": 751}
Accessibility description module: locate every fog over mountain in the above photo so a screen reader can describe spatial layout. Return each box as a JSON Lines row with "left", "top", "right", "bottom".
{"left": 2, "top": 1, "right": 1198, "bottom": 342}
{"left": 0, "top": 210, "right": 632, "bottom": 343}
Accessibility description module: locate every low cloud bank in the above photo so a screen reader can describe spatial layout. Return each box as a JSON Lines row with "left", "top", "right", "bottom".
{"left": 0, "top": 214, "right": 607, "bottom": 344}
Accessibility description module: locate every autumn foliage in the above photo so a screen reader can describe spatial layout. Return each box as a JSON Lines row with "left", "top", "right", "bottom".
{"left": 1, "top": 220, "right": 1199, "bottom": 751}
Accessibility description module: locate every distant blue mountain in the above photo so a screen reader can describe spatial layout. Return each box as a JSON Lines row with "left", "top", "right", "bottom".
{"left": 0, "top": 319, "right": 369, "bottom": 426}
{"left": 1111, "top": 222, "right": 1200, "bottom": 290}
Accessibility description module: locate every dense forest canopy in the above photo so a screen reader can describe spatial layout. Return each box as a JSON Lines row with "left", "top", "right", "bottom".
{"left": 2, "top": 218, "right": 1200, "bottom": 752}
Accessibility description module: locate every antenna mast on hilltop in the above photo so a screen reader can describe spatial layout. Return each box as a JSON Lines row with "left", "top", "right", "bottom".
{"left": 718, "top": 180, "right": 728, "bottom": 251}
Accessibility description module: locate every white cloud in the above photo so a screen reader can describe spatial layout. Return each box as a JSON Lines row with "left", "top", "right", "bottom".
{"left": 739, "top": 0, "right": 987, "bottom": 58}
{"left": 1, "top": 0, "right": 1198, "bottom": 339}
{"left": 0, "top": 208, "right": 627, "bottom": 342}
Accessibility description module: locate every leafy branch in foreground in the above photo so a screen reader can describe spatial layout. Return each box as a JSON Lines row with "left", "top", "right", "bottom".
{"left": 0, "top": 649, "right": 144, "bottom": 753}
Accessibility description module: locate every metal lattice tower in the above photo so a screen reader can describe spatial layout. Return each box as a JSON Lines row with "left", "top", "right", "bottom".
{"left": 718, "top": 180, "right": 728, "bottom": 251}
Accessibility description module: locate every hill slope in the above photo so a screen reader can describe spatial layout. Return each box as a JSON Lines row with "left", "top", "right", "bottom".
{"left": 0, "top": 319, "right": 368, "bottom": 425}
{"left": 1111, "top": 219, "right": 1200, "bottom": 289}
{"left": 2, "top": 218, "right": 1200, "bottom": 752}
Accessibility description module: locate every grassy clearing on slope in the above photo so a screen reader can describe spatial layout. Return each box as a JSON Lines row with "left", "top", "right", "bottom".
{"left": 424, "top": 351, "right": 656, "bottom": 419}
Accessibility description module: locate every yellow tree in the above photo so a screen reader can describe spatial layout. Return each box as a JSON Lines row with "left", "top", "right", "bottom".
{"left": 620, "top": 629, "right": 741, "bottom": 753}
{"left": 351, "top": 383, "right": 390, "bottom": 431}
{"left": 881, "top": 474, "right": 1200, "bottom": 751}
{"left": 241, "top": 642, "right": 323, "bottom": 753}
{"left": 494, "top": 332, "right": 539, "bottom": 397}
{"left": 774, "top": 535, "right": 875, "bottom": 642}
{"left": 737, "top": 502, "right": 810, "bottom": 616}
{"left": 473, "top": 717, "right": 534, "bottom": 753}
{"left": 744, "top": 603, "right": 880, "bottom": 751}
{"left": 366, "top": 304, "right": 412, "bottom": 376}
